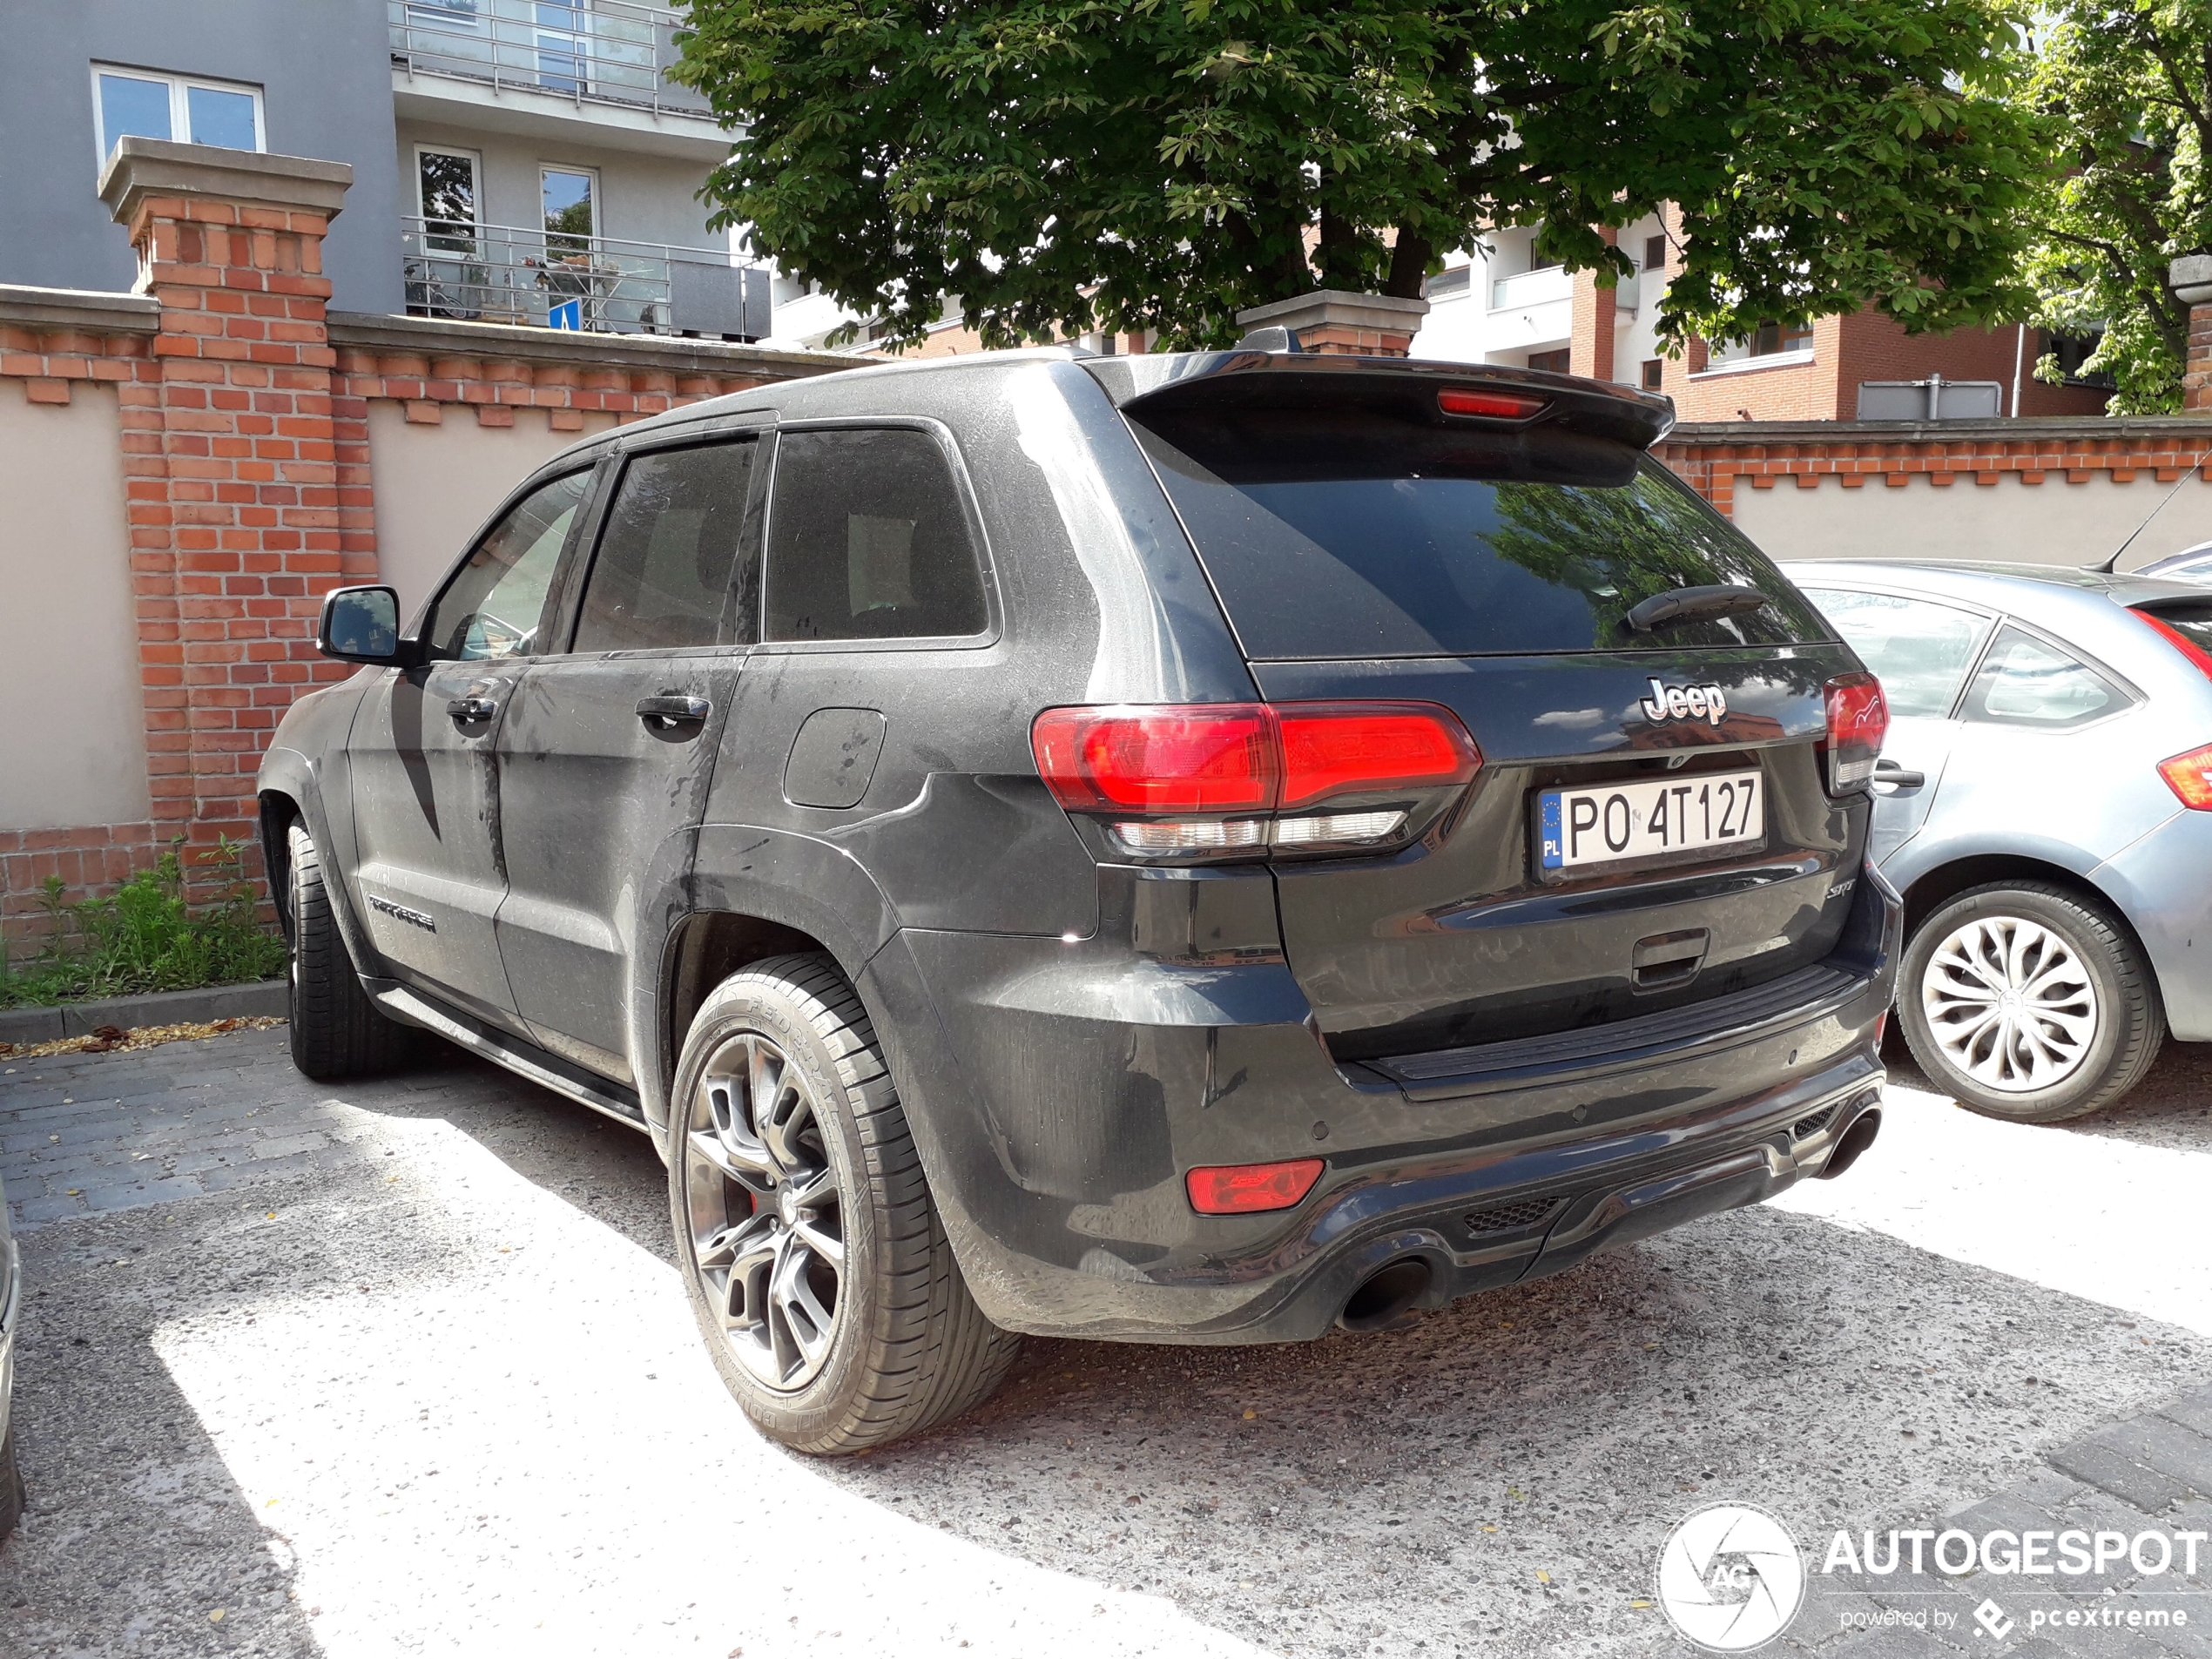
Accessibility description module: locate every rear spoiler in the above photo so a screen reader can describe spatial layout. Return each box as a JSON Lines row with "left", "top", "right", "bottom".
{"left": 1081, "top": 352, "right": 1676, "bottom": 451}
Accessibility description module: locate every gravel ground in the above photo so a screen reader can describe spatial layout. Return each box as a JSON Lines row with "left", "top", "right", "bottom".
{"left": 1, "top": 1028, "right": 2208, "bottom": 1659}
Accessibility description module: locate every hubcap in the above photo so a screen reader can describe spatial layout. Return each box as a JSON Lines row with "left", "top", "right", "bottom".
{"left": 1921, "top": 915, "right": 2099, "bottom": 1094}
{"left": 681, "top": 1032, "right": 845, "bottom": 1392}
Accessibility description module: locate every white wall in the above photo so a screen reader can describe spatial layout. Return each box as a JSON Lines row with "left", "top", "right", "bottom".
{"left": 0, "top": 385, "right": 149, "bottom": 831}
{"left": 367, "top": 403, "right": 618, "bottom": 617}
{"left": 1734, "top": 471, "right": 2212, "bottom": 570}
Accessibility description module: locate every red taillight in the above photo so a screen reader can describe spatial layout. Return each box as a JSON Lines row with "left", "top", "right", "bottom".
{"left": 1186, "top": 1158, "right": 1325, "bottom": 1215}
{"left": 1031, "top": 702, "right": 1480, "bottom": 856}
{"left": 1822, "top": 672, "right": 1889, "bottom": 793}
{"left": 1276, "top": 704, "right": 1482, "bottom": 810}
{"left": 2159, "top": 743, "right": 2212, "bottom": 810}
{"left": 1030, "top": 705, "right": 1273, "bottom": 814}
{"left": 1438, "top": 388, "right": 1548, "bottom": 420}
{"left": 2141, "top": 611, "right": 2212, "bottom": 682}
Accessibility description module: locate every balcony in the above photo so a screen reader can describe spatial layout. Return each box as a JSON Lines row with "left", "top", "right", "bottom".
{"left": 390, "top": 0, "right": 732, "bottom": 157}
{"left": 1489, "top": 265, "right": 1573, "bottom": 311}
{"left": 402, "top": 217, "right": 770, "bottom": 339}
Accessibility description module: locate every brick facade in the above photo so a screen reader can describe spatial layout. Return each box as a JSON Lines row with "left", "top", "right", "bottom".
{"left": 0, "top": 141, "right": 855, "bottom": 944}
{"left": 1657, "top": 418, "right": 2212, "bottom": 521}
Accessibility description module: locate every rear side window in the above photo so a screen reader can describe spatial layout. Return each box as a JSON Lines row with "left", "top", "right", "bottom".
{"left": 764, "top": 428, "right": 988, "bottom": 642}
{"left": 1128, "top": 408, "right": 1830, "bottom": 658}
{"left": 1962, "top": 626, "right": 2126, "bottom": 729}
{"left": 571, "top": 439, "right": 757, "bottom": 652}
{"left": 1800, "top": 588, "right": 1991, "bottom": 718}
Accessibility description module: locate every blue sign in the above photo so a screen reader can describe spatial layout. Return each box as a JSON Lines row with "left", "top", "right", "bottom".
{"left": 548, "top": 298, "right": 583, "bottom": 331}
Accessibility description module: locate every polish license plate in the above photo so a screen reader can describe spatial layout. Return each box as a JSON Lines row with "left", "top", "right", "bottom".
{"left": 1539, "top": 770, "right": 1764, "bottom": 872}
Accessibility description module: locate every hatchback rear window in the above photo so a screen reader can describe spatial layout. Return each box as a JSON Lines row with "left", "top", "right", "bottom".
{"left": 1127, "top": 408, "right": 1830, "bottom": 659}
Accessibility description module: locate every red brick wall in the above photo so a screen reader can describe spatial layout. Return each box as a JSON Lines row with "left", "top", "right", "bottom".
{"left": 1658, "top": 422, "right": 2212, "bottom": 520}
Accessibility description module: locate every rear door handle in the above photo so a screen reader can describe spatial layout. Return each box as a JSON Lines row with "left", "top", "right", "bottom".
{"left": 447, "top": 695, "right": 498, "bottom": 725}
{"left": 637, "top": 693, "right": 711, "bottom": 732}
{"left": 1874, "top": 760, "right": 1926, "bottom": 790}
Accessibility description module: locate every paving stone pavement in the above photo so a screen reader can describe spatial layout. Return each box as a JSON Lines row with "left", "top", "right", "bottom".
{"left": 1, "top": 1026, "right": 2209, "bottom": 1659}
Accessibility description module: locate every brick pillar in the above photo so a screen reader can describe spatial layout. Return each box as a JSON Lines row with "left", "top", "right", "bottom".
{"left": 97, "top": 137, "right": 355, "bottom": 899}
{"left": 1232, "top": 290, "right": 1431, "bottom": 357}
{"left": 1570, "top": 227, "right": 1620, "bottom": 382}
{"left": 2175, "top": 255, "right": 2212, "bottom": 413}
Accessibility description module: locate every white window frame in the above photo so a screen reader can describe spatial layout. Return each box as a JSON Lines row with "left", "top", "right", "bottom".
{"left": 91, "top": 64, "right": 266, "bottom": 168}
{"left": 414, "top": 144, "right": 485, "bottom": 227}
{"left": 539, "top": 163, "right": 603, "bottom": 243}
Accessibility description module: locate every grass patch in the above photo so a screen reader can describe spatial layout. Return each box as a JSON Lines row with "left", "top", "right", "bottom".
{"left": 0, "top": 837, "right": 287, "bottom": 1009}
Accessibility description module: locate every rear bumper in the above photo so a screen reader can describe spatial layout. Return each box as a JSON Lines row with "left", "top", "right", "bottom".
{"left": 2092, "top": 807, "right": 2212, "bottom": 1042}
{"left": 866, "top": 858, "right": 1901, "bottom": 1342}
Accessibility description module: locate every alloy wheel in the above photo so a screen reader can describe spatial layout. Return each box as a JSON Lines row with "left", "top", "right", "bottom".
{"left": 682, "top": 1032, "right": 846, "bottom": 1391}
{"left": 1919, "top": 914, "right": 2099, "bottom": 1094}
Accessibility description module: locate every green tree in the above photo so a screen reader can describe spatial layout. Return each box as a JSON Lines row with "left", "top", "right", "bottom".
{"left": 672, "top": 0, "right": 2047, "bottom": 351}
{"left": 2021, "top": 3, "right": 2211, "bottom": 414}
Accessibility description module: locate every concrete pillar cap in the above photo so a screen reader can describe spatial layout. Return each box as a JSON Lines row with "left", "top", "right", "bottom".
{"left": 1234, "top": 289, "right": 1432, "bottom": 334}
{"left": 98, "top": 136, "right": 352, "bottom": 228}
{"left": 2171, "top": 253, "right": 2212, "bottom": 307}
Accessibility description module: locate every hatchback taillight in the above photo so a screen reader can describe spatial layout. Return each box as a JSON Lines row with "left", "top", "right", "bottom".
{"left": 2159, "top": 743, "right": 2212, "bottom": 810}
{"left": 1031, "top": 701, "right": 1481, "bottom": 859}
{"left": 1822, "top": 673, "right": 1889, "bottom": 793}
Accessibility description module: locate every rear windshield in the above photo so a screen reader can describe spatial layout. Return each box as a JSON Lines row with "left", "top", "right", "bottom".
{"left": 2144, "top": 606, "right": 2212, "bottom": 657}
{"left": 1129, "top": 408, "right": 1831, "bottom": 659}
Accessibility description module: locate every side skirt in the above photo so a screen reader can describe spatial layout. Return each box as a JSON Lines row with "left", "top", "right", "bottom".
{"left": 365, "top": 978, "right": 649, "bottom": 1133}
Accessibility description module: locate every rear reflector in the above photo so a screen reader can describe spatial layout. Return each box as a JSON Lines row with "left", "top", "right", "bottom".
{"left": 2159, "top": 743, "right": 2212, "bottom": 809}
{"left": 1186, "top": 1158, "right": 1325, "bottom": 1215}
{"left": 1822, "top": 673, "right": 1889, "bottom": 792}
{"left": 1032, "top": 702, "right": 1480, "bottom": 855}
{"left": 1438, "top": 388, "right": 1548, "bottom": 420}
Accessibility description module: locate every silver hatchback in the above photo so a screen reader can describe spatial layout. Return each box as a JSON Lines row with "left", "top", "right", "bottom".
{"left": 1792, "top": 561, "right": 2212, "bottom": 1122}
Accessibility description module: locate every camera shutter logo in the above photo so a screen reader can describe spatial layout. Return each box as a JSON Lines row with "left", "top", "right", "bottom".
{"left": 1656, "top": 1502, "right": 1806, "bottom": 1652}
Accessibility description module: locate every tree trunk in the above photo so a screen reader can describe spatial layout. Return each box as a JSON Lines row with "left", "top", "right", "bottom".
{"left": 1386, "top": 227, "right": 1433, "bottom": 300}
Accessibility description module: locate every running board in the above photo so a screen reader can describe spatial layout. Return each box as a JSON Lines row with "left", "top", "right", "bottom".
{"left": 368, "top": 980, "right": 649, "bottom": 1132}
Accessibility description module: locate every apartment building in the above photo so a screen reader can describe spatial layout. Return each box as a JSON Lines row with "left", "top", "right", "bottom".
{"left": 1416, "top": 213, "right": 2111, "bottom": 421}
{"left": 1, "top": 0, "right": 765, "bottom": 339}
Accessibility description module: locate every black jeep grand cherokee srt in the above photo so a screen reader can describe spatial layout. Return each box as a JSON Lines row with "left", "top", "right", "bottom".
{"left": 261, "top": 347, "right": 1898, "bottom": 1453}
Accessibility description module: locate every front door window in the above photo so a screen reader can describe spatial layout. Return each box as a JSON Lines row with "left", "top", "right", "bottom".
{"left": 421, "top": 469, "right": 593, "bottom": 661}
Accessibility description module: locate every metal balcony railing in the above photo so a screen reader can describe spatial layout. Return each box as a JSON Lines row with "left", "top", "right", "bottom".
{"left": 388, "top": 0, "right": 715, "bottom": 121}
{"left": 402, "top": 217, "right": 770, "bottom": 339}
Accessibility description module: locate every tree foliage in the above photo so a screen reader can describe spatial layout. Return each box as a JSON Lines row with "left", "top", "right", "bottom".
{"left": 2021, "top": 3, "right": 2212, "bottom": 415}
{"left": 672, "top": 0, "right": 2047, "bottom": 351}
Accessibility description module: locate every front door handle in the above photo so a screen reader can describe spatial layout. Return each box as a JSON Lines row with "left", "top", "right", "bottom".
{"left": 1874, "top": 759, "right": 1926, "bottom": 790}
{"left": 637, "top": 693, "right": 711, "bottom": 732}
{"left": 447, "top": 695, "right": 498, "bottom": 725}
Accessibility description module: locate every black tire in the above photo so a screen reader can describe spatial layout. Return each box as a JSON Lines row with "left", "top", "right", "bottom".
{"left": 0, "top": 1424, "right": 22, "bottom": 1542}
{"left": 1897, "top": 882, "right": 2163, "bottom": 1124}
{"left": 286, "top": 821, "right": 411, "bottom": 1082}
{"left": 668, "top": 952, "right": 1021, "bottom": 1453}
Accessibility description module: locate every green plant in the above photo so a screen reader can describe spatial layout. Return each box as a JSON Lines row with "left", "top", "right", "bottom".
{"left": 0, "top": 837, "right": 288, "bottom": 1009}
{"left": 671, "top": 0, "right": 2048, "bottom": 352}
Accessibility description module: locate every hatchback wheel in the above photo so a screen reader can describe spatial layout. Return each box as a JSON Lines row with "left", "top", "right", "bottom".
{"left": 285, "top": 821, "right": 411, "bottom": 1082}
{"left": 1898, "top": 882, "right": 2162, "bottom": 1123}
{"left": 669, "top": 953, "right": 1021, "bottom": 1453}
{"left": 0, "top": 1425, "right": 21, "bottom": 1541}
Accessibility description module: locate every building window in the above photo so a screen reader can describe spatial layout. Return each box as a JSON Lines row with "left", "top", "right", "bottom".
{"left": 92, "top": 65, "right": 264, "bottom": 164}
{"left": 416, "top": 147, "right": 482, "bottom": 250}
{"left": 1749, "top": 320, "right": 1813, "bottom": 357}
{"left": 1423, "top": 265, "right": 1473, "bottom": 300}
{"left": 542, "top": 165, "right": 597, "bottom": 254}
{"left": 1643, "top": 234, "right": 1667, "bottom": 273}
{"left": 1528, "top": 348, "right": 1571, "bottom": 374}
{"left": 1642, "top": 359, "right": 1663, "bottom": 391}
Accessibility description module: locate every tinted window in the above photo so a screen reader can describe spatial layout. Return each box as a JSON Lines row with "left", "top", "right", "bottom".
{"left": 1962, "top": 626, "right": 2125, "bottom": 729}
{"left": 764, "top": 428, "right": 988, "bottom": 641}
{"left": 1128, "top": 410, "right": 1829, "bottom": 658}
{"left": 421, "top": 469, "right": 591, "bottom": 660}
{"left": 572, "top": 440, "right": 757, "bottom": 652}
{"left": 1800, "top": 588, "right": 1990, "bottom": 718}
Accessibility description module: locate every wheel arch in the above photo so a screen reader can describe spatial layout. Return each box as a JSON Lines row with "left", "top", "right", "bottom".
{"left": 1899, "top": 853, "right": 2157, "bottom": 977}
